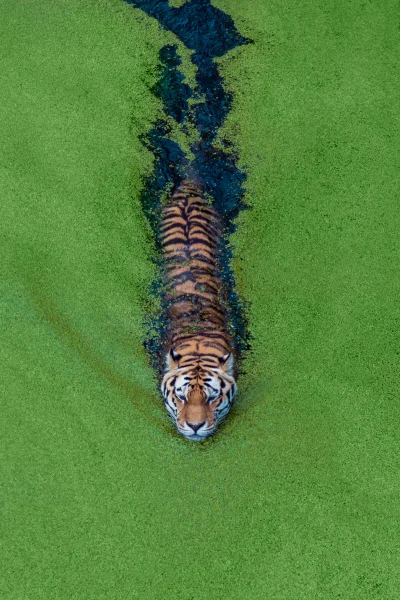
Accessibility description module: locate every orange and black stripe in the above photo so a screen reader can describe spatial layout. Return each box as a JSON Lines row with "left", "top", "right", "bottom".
{"left": 158, "top": 179, "right": 235, "bottom": 368}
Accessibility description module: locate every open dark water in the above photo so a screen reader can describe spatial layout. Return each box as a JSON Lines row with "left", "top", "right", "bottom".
{"left": 124, "top": 0, "right": 253, "bottom": 376}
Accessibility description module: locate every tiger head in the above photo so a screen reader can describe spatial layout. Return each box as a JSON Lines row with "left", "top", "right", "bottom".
{"left": 161, "top": 350, "right": 238, "bottom": 441}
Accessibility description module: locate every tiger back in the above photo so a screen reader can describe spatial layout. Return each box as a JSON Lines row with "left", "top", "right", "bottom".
{"left": 159, "top": 179, "right": 238, "bottom": 440}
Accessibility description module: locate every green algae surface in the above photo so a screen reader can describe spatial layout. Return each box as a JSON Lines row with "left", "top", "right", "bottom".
{"left": 2, "top": 0, "right": 399, "bottom": 598}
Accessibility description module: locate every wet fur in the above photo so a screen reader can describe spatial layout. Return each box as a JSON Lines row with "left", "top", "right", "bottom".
{"left": 159, "top": 179, "right": 237, "bottom": 440}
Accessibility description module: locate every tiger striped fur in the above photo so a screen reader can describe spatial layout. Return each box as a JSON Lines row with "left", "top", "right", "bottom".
{"left": 159, "top": 179, "right": 237, "bottom": 441}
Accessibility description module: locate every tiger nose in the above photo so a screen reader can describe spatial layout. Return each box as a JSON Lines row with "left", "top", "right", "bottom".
{"left": 186, "top": 421, "right": 206, "bottom": 433}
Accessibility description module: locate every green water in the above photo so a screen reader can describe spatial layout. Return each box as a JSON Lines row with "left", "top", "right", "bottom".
{"left": 2, "top": 0, "right": 399, "bottom": 598}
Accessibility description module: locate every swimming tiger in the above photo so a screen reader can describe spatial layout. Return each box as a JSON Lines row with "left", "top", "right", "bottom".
{"left": 159, "top": 178, "right": 238, "bottom": 441}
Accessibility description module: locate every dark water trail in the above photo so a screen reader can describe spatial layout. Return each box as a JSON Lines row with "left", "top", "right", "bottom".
{"left": 124, "top": 0, "right": 253, "bottom": 377}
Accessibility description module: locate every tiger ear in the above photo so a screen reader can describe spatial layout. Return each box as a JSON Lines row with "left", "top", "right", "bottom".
{"left": 220, "top": 352, "right": 234, "bottom": 376}
{"left": 166, "top": 349, "right": 181, "bottom": 370}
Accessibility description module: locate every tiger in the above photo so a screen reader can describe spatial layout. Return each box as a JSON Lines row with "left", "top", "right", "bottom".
{"left": 158, "top": 177, "right": 238, "bottom": 441}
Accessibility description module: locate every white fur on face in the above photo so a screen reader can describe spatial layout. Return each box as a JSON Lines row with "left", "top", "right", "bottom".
{"left": 161, "top": 365, "right": 238, "bottom": 441}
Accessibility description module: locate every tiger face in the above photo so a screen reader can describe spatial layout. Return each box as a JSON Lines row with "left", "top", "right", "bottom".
{"left": 161, "top": 351, "right": 237, "bottom": 441}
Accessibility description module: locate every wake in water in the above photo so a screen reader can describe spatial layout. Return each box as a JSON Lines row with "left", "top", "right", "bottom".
{"left": 124, "top": 0, "right": 252, "bottom": 436}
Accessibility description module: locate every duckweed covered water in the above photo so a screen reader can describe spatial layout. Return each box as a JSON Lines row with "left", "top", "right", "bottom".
{"left": 1, "top": 0, "right": 399, "bottom": 598}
